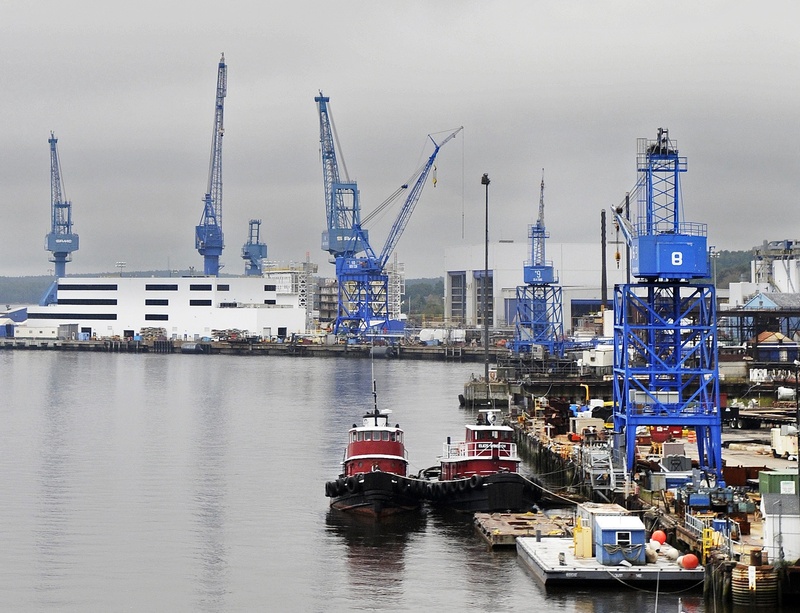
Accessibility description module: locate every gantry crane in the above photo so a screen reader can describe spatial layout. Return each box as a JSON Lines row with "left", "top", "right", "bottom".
{"left": 611, "top": 128, "right": 723, "bottom": 484}
{"left": 46, "top": 132, "right": 79, "bottom": 278}
{"left": 195, "top": 53, "right": 227, "bottom": 276}
{"left": 315, "top": 92, "right": 461, "bottom": 336}
{"left": 510, "top": 171, "right": 564, "bottom": 357}
{"left": 241, "top": 219, "right": 267, "bottom": 276}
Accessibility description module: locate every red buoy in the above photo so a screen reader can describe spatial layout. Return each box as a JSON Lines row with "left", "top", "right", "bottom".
{"left": 681, "top": 553, "right": 699, "bottom": 569}
{"left": 651, "top": 530, "right": 667, "bottom": 544}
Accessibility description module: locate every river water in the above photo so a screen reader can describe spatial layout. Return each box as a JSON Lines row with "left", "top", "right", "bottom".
{"left": 0, "top": 350, "right": 707, "bottom": 612}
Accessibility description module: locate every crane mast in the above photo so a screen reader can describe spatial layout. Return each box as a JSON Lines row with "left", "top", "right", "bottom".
{"left": 510, "top": 170, "right": 563, "bottom": 356}
{"left": 195, "top": 53, "right": 227, "bottom": 276}
{"left": 611, "top": 128, "right": 722, "bottom": 485}
{"left": 45, "top": 132, "right": 79, "bottom": 278}
{"left": 315, "top": 92, "right": 460, "bottom": 336}
{"left": 241, "top": 219, "right": 267, "bottom": 276}
{"left": 315, "top": 92, "right": 366, "bottom": 259}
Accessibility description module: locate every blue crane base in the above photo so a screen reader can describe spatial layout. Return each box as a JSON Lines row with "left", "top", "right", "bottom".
{"left": 612, "top": 281, "right": 724, "bottom": 485}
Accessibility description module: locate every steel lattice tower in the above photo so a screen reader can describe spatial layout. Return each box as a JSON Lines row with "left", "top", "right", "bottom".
{"left": 611, "top": 129, "right": 723, "bottom": 484}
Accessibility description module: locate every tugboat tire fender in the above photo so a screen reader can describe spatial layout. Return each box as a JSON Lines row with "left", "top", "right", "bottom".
{"left": 469, "top": 474, "right": 483, "bottom": 489}
{"left": 457, "top": 479, "right": 469, "bottom": 492}
{"left": 346, "top": 476, "right": 358, "bottom": 493}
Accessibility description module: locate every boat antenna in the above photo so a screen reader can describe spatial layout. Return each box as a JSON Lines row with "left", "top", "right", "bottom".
{"left": 370, "top": 337, "right": 379, "bottom": 424}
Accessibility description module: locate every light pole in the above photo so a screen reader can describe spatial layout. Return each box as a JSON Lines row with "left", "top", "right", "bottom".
{"left": 710, "top": 245, "right": 719, "bottom": 289}
{"left": 795, "top": 361, "right": 800, "bottom": 511}
{"left": 481, "top": 173, "right": 490, "bottom": 385}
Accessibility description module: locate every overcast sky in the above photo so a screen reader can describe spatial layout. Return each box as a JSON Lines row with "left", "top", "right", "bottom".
{"left": 2, "top": 1, "right": 797, "bottom": 280}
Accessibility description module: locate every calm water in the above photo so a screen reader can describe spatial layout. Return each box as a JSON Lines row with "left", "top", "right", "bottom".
{"left": 0, "top": 351, "right": 707, "bottom": 612}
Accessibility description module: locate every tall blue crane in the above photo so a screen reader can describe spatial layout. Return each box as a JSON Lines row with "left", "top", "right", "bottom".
{"left": 46, "top": 132, "right": 79, "bottom": 278}
{"left": 315, "top": 92, "right": 462, "bottom": 336}
{"left": 510, "top": 171, "right": 564, "bottom": 356}
{"left": 611, "top": 128, "right": 723, "bottom": 484}
{"left": 195, "top": 53, "right": 227, "bottom": 276}
{"left": 241, "top": 219, "right": 267, "bottom": 276}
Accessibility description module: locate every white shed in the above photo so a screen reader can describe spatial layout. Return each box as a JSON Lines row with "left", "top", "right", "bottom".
{"left": 761, "top": 493, "right": 800, "bottom": 565}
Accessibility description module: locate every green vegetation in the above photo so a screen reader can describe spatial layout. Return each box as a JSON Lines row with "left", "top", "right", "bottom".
{"left": 405, "top": 278, "right": 444, "bottom": 318}
{"left": 0, "top": 277, "right": 53, "bottom": 306}
{"left": 711, "top": 250, "right": 751, "bottom": 289}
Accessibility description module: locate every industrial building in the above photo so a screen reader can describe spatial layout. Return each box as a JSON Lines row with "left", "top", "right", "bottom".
{"left": 24, "top": 272, "right": 309, "bottom": 341}
{"left": 444, "top": 240, "right": 627, "bottom": 334}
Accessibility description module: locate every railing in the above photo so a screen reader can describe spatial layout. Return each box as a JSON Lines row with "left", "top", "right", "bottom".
{"left": 442, "top": 441, "right": 518, "bottom": 460}
{"left": 684, "top": 511, "right": 741, "bottom": 560}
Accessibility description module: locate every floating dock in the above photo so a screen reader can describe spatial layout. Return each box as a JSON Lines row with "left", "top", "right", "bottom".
{"left": 516, "top": 537, "right": 705, "bottom": 587}
{"left": 474, "top": 512, "right": 572, "bottom": 548}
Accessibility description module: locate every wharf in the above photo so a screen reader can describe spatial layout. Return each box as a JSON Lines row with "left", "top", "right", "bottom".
{"left": 474, "top": 511, "right": 572, "bottom": 548}
{"left": 0, "top": 337, "right": 504, "bottom": 362}
{"left": 516, "top": 536, "right": 705, "bottom": 587}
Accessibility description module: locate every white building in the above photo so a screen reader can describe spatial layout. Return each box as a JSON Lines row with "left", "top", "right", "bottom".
{"left": 444, "top": 241, "right": 628, "bottom": 332}
{"left": 25, "top": 274, "right": 308, "bottom": 340}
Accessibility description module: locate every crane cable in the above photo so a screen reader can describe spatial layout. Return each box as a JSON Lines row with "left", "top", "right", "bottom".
{"left": 361, "top": 127, "right": 462, "bottom": 228}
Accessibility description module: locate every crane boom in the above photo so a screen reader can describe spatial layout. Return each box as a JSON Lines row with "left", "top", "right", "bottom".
{"left": 315, "top": 92, "right": 364, "bottom": 259}
{"left": 195, "top": 53, "right": 227, "bottom": 276}
{"left": 314, "top": 92, "right": 461, "bottom": 336}
{"left": 377, "top": 127, "right": 462, "bottom": 269}
{"left": 532, "top": 171, "right": 546, "bottom": 267}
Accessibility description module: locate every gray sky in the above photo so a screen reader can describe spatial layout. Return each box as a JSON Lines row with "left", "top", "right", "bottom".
{"left": 2, "top": 1, "right": 797, "bottom": 280}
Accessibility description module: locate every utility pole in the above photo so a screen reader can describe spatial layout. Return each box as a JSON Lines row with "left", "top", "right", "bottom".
{"left": 481, "top": 173, "right": 491, "bottom": 384}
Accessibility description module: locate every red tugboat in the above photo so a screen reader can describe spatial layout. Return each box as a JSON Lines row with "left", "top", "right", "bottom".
{"left": 324, "top": 385, "right": 422, "bottom": 517}
{"left": 420, "top": 409, "right": 542, "bottom": 513}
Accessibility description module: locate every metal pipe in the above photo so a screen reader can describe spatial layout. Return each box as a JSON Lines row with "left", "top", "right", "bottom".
{"left": 481, "top": 173, "right": 491, "bottom": 384}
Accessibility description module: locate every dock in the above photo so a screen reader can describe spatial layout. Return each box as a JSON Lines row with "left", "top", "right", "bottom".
{"left": 516, "top": 536, "right": 705, "bottom": 587}
{"left": 474, "top": 511, "right": 572, "bottom": 547}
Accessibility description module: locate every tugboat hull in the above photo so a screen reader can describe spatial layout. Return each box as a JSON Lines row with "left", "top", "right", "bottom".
{"left": 423, "top": 472, "right": 542, "bottom": 513}
{"left": 326, "top": 471, "right": 422, "bottom": 518}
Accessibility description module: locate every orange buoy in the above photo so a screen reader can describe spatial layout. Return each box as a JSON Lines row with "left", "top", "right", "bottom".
{"left": 681, "top": 553, "right": 699, "bottom": 569}
{"left": 651, "top": 530, "right": 667, "bottom": 544}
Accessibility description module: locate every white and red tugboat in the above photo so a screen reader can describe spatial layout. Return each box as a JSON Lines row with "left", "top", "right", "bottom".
{"left": 419, "top": 409, "right": 542, "bottom": 513}
{"left": 324, "top": 385, "right": 422, "bottom": 517}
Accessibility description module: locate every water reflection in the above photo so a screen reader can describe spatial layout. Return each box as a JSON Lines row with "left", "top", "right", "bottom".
{"left": 34, "top": 353, "right": 79, "bottom": 605}
{"left": 188, "top": 366, "right": 231, "bottom": 612}
{"left": 325, "top": 508, "right": 426, "bottom": 607}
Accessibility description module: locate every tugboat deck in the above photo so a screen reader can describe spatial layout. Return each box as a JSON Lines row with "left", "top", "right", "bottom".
{"left": 516, "top": 537, "right": 705, "bottom": 587}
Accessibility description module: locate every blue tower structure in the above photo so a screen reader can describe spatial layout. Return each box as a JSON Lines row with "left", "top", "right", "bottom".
{"left": 46, "top": 132, "right": 79, "bottom": 278}
{"left": 315, "top": 92, "right": 461, "bottom": 337}
{"left": 195, "top": 53, "right": 227, "bottom": 276}
{"left": 611, "top": 128, "right": 723, "bottom": 484}
{"left": 511, "top": 171, "right": 564, "bottom": 356}
{"left": 241, "top": 219, "right": 267, "bottom": 276}
{"left": 40, "top": 132, "right": 80, "bottom": 306}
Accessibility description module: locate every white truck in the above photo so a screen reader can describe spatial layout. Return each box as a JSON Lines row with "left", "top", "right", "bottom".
{"left": 771, "top": 425, "right": 798, "bottom": 460}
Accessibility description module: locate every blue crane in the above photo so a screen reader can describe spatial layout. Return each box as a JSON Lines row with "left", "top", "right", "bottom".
{"left": 241, "top": 219, "right": 267, "bottom": 276}
{"left": 510, "top": 171, "right": 564, "bottom": 357}
{"left": 611, "top": 128, "right": 723, "bottom": 485}
{"left": 315, "top": 92, "right": 461, "bottom": 336}
{"left": 45, "top": 132, "right": 79, "bottom": 278}
{"left": 195, "top": 53, "right": 227, "bottom": 276}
